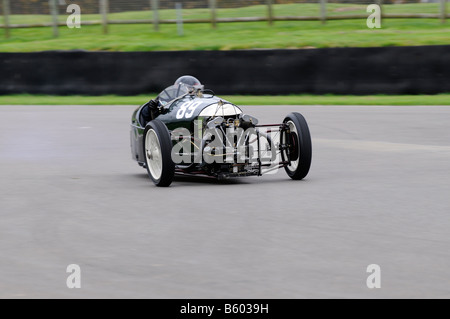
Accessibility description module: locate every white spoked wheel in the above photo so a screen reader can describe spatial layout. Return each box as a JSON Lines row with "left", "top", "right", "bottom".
{"left": 281, "top": 112, "right": 312, "bottom": 180}
{"left": 285, "top": 120, "right": 300, "bottom": 173}
{"left": 143, "top": 119, "right": 175, "bottom": 187}
{"left": 146, "top": 129, "right": 163, "bottom": 181}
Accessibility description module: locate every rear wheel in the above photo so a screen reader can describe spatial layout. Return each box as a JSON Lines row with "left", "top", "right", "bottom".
{"left": 144, "top": 120, "right": 175, "bottom": 187}
{"left": 281, "top": 112, "right": 312, "bottom": 180}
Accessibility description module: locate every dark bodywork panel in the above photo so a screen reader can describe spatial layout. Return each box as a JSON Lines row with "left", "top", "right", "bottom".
{"left": 131, "top": 94, "right": 242, "bottom": 164}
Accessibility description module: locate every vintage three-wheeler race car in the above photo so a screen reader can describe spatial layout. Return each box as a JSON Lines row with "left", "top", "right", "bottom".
{"left": 130, "top": 76, "right": 312, "bottom": 187}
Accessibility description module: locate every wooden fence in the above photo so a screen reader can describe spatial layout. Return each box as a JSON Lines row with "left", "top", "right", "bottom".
{"left": 1, "top": 0, "right": 448, "bottom": 38}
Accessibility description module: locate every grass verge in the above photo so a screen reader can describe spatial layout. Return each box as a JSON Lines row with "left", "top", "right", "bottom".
{"left": 0, "top": 94, "right": 449, "bottom": 106}
{"left": 0, "top": 3, "right": 449, "bottom": 52}
{"left": 1, "top": 19, "right": 449, "bottom": 52}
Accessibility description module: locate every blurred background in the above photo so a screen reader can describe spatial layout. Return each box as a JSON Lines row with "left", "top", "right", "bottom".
{"left": 0, "top": 0, "right": 448, "bottom": 99}
{"left": 0, "top": 0, "right": 448, "bottom": 49}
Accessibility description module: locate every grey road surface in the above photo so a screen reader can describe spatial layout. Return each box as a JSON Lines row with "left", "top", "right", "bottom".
{"left": 0, "top": 104, "right": 449, "bottom": 298}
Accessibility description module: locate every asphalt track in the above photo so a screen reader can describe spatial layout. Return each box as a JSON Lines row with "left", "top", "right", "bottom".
{"left": 0, "top": 104, "right": 449, "bottom": 299}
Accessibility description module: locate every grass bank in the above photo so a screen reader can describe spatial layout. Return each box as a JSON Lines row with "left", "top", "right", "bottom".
{"left": 0, "top": 94, "right": 448, "bottom": 106}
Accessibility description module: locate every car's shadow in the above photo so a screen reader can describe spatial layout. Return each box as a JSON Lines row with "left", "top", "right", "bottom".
{"left": 174, "top": 174, "right": 249, "bottom": 185}
{"left": 132, "top": 173, "right": 253, "bottom": 185}
{"left": 131, "top": 172, "right": 304, "bottom": 187}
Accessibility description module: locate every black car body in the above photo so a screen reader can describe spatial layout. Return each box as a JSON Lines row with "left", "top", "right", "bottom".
{"left": 131, "top": 84, "right": 312, "bottom": 186}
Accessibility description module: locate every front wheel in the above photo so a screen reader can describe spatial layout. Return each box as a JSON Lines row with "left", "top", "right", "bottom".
{"left": 144, "top": 119, "right": 175, "bottom": 187}
{"left": 281, "top": 112, "right": 312, "bottom": 180}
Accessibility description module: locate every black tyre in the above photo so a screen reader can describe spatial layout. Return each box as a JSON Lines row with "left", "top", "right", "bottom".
{"left": 143, "top": 119, "right": 175, "bottom": 187}
{"left": 281, "top": 112, "right": 312, "bottom": 180}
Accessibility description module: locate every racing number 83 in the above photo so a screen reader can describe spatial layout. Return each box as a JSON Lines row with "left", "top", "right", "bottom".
{"left": 176, "top": 101, "right": 203, "bottom": 120}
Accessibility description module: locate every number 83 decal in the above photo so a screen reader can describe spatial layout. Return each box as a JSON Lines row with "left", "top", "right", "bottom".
{"left": 176, "top": 101, "right": 203, "bottom": 119}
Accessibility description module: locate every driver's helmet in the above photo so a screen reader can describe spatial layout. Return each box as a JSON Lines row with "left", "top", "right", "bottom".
{"left": 174, "top": 75, "right": 204, "bottom": 91}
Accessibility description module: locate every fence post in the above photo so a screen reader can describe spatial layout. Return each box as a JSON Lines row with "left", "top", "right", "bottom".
{"left": 49, "top": 0, "right": 59, "bottom": 38}
{"left": 440, "top": 0, "right": 446, "bottom": 23}
{"left": 378, "top": 0, "right": 383, "bottom": 24}
{"left": 100, "top": 0, "right": 109, "bottom": 34}
{"left": 267, "top": 0, "right": 273, "bottom": 26}
{"left": 151, "top": 0, "right": 159, "bottom": 31}
{"left": 320, "top": 0, "right": 327, "bottom": 24}
{"left": 175, "top": 2, "right": 183, "bottom": 36}
{"left": 2, "top": 0, "right": 10, "bottom": 38}
{"left": 209, "top": 0, "right": 217, "bottom": 28}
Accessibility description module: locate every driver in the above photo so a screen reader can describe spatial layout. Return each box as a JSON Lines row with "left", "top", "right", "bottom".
{"left": 141, "top": 75, "right": 203, "bottom": 124}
